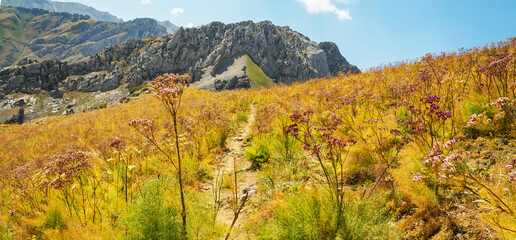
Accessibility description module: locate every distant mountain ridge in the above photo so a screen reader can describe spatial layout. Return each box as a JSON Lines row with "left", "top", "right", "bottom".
{"left": 1, "top": 0, "right": 123, "bottom": 22}
{"left": 0, "top": 7, "right": 167, "bottom": 67}
{"left": 1, "top": 0, "right": 179, "bottom": 33}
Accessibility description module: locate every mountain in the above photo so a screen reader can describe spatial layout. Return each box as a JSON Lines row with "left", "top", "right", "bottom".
{"left": 1, "top": 0, "right": 180, "bottom": 33}
{"left": 0, "top": 7, "right": 167, "bottom": 67}
{"left": 1, "top": 20, "right": 359, "bottom": 92}
{"left": 51, "top": 1, "right": 123, "bottom": 23}
{"left": 1, "top": 0, "right": 123, "bottom": 22}
{"left": 157, "top": 20, "right": 179, "bottom": 34}
{"left": 0, "top": 20, "right": 358, "bottom": 121}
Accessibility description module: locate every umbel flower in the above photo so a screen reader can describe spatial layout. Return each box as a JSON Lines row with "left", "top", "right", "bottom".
{"left": 150, "top": 73, "right": 190, "bottom": 115}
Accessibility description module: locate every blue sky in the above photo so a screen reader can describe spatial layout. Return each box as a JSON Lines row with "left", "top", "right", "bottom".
{"left": 60, "top": 0, "right": 516, "bottom": 71}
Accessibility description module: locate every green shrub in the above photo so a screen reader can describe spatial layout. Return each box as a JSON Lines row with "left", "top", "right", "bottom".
{"left": 124, "top": 179, "right": 181, "bottom": 240}
{"left": 258, "top": 192, "right": 400, "bottom": 240}
{"left": 130, "top": 85, "right": 149, "bottom": 95}
{"left": 0, "top": 224, "right": 13, "bottom": 240}
{"left": 245, "top": 137, "right": 272, "bottom": 169}
{"left": 236, "top": 112, "right": 248, "bottom": 124}
{"left": 42, "top": 209, "right": 66, "bottom": 230}
{"left": 218, "top": 130, "right": 229, "bottom": 149}
{"left": 94, "top": 103, "right": 108, "bottom": 109}
{"left": 272, "top": 133, "right": 301, "bottom": 165}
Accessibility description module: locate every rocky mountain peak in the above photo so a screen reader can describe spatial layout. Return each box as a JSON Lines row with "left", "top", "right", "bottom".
{"left": 0, "top": 20, "right": 359, "bottom": 122}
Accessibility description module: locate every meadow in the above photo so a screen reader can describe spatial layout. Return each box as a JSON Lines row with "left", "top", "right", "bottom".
{"left": 1, "top": 37, "right": 516, "bottom": 239}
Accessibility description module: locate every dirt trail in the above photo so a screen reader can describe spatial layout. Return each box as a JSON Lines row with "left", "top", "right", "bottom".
{"left": 212, "top": 105, "right": 260, "bottom": 238}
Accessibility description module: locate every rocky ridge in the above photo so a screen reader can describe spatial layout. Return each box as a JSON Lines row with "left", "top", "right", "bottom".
{"left": 0, "top": 20, "right": 359, "bottom": 122}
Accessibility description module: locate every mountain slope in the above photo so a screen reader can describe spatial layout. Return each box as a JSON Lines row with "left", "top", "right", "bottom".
{"left": 1, "top": 0, "right": 179, "bottom": 32}
{"left": 0, "top": 7, "right": 167, "bottom": 67}
{"left": 0, "top": 36, "right": 515, "bottom": 239}
{"left": 0, "top": 20, "right": 359, "bottom": 93}
{"left": 0, "top": 20, "right": 358, "bottom": 122}
{"left": 157, "top": 20, "right": 179, "bottom": 34}
{"left": 1, "top": 0, "right": 123, "bottom": 22}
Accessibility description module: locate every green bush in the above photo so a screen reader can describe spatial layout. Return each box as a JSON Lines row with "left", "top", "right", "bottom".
{"left": 42, "top": 209, "right": 66, "bottom": 230}
{"left": 0, "top": 224, "right": 13, "bottom": 240}
{"left": 258, "top": 192, "right": 400, "bottom": 240}
{"left": 130, "top": 85, "right": 149, "bottom": 95}
{"left": 124, "top": 179, "right": 181, "bottom": 240}
{"left": 94, "top": 103, "right": 108, "bottom": 109}
{"left": 245, "top": 137, "right": 272, "bottom": 169}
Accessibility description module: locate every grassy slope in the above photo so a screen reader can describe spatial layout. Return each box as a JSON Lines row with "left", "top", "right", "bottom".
{"left": 0, "top": 7, "right": 113, "bottom": 66}
{"left": 245, "top": 54, "right": 274, "bottom": 88}
{"left": 1, "top": 38, "right": 516, "bottom": 239}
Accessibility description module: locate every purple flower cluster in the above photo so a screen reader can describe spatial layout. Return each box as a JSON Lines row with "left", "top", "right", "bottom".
{"left": 129, "top": 119, "right": 156, "bottom": 139}
{"left": 150, "top": 74, "right": 190, "bottom": 113}
{"left": 411, "top": 172, "right": 425, "bottom": 182}
{"left": 285, "top": 123, "right": 299, "bottom": 136}
{"left": 287, "top": 111, "right": 357, "bottom": 160}
{"left": 477, "top": 53, "right": 515, "bottom": 75}
{"left": 41, "top": 150, "right": 91, "bottom": 190}
{"left": 466, "top": 113, "right": 483, "bottom": 127}
{"left": 422, "top": 95, "right": 441, "bottom": 104}
{"left": 435, "top": 111, "right": 452, "bottom": 121}
{"left": 398, "top": 116, "right": 425, "bottom": 134}
{"left": 506, "top": 164, "right": 516, "bottom": 181}
{"left": 488, "top": 97, "right": 512, "bottom": 110}
{"left": 413, "top": 139, "right": 462, "bottom": 182}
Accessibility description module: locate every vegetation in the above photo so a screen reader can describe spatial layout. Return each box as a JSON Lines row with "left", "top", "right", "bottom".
{"left": 0, "top": 7, "right": 115, "bottom": 66}
{"left": 1, "top": 37, "right": 516, "bottom": 239}
{"left": 245, "top": 55, "right": 274, "bottom": 88}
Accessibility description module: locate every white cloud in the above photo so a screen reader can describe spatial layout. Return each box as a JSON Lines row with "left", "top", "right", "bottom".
{"left": 335, "top": 9, "right": 351, "bottom": 20}
{"left": 171, "top": 7, "right": 184, "bottom": 16}
{"left": 295, "top": 0, "right": 352, "bottom": 20}
{"left": 187, "top": 23, "right": 194, "bottom": 28}
{"left": 141, "top": 0, "right": 151, "bottom": 4}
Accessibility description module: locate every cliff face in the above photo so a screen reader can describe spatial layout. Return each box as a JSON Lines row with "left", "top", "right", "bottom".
{"left": 1, "top": 20, "right": 359, "bottom": 94}
{"left": 0, "top": 7, "right": 167, "bottom": 67}
{"left": 0, "top": 20, "right": 359, "bottom": 122}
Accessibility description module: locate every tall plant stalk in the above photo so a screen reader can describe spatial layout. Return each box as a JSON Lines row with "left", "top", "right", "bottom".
{"left": 130, "top": 73, "right": 190, "bottom": 239}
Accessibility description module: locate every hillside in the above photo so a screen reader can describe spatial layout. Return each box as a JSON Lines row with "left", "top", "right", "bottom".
{"left": 1, "top": 0, "right": 123, "bottom": 22}
{"left": 0, "top": 36, "right": 515, "bottom": 239}
{"left": 0, "top": 20, "right": 359, "bottom": 122}
{"left": 1, "top": 0, "right": 179, "bottom": 33}
{"left": 0, "top": 7, "right": 167, "bottom": 67}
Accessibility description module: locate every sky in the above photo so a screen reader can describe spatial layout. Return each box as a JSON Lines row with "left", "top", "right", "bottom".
{"left": 53, "top": 0, "right": 516, "bottom": 71}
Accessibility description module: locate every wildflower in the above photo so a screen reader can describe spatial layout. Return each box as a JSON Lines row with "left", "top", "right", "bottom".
{"left": 442, "top": 139, "right": 456, "bottom": 149}
{"left": 390, "top": 129, "right": 401, "bottom": 135}
{"left": 412, "top": 172, "right": 424, "bottom": 182}
{"left": 110, "top": 138, "right": 125, "bottom": 149}
{"left": 422, "top": 95, "right": 441, "bottom": 104}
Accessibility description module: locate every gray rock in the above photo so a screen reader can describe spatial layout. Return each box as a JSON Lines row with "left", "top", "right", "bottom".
{"left": 4, "top": 107, "right": 24, "bottom": 124}
{"left": 62, "top": 108, "right": 74, "bottom": 115}
{"left": 50, "top": 90, "right": 63, "bottom": 98}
